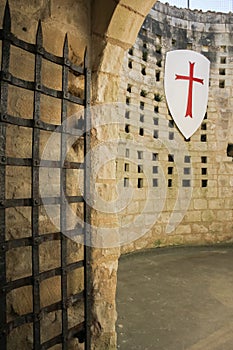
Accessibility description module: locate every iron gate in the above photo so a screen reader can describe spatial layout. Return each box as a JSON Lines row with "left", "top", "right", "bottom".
{"left": 0, "top": 1, "right": 91, "bottom": 349}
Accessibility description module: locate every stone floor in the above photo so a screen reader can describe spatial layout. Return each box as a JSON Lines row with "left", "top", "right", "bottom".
{"left": 116, "top": 245, "right": 233, "bottom": 350}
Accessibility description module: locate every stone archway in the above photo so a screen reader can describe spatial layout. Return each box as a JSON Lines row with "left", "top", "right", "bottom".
{"left": 91, "top": 0, "right": 157, "bottom": 102}
{"left": 89, "top": 2, "right": 157, "bottom": 349}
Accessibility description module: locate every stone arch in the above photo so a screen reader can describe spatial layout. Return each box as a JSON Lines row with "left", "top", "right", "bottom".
{"left": 91, "top": 0, "right": 157, "bottom": 102}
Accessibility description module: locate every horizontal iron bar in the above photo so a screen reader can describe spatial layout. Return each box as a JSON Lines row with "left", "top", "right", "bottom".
{"left": 0, "top": 231, "right": 63, "bottom": 251}
{"left": 1, "top": 157, "right": 32, "bottom": 166}
{"left": 68, "top": 321, "right": 85, "bottom": 341}
{"left": 0, "top": 228, "right": 84, "bottom": 252}
{"left": 66, "top": 196, "right": 84, "bottom": 204}
{"left": 40, "top": 334, "right": 62, "bottom": 350}
{"left": 1, "top": 237, "right": 32, "bottom": 251}
{"left": 1, "top": 260, "right": 84, "bottom": 293}
{"left": 0, "top": 114, "right": 85, "bottom": 136}
{"left": 40, "top": 321, "right": 85, "bottom": 350}
{"left": 0, "top": 195, "right": 84, "bottom": 208}
{"left": 0, "top": 30, "right": 84, "bottom": 75}
{"left": 1, "top": 292, "right": 85, "bottom": 335}
{"left": 3, "top": 313, "right": 34, "bottom": 335}
{"left": 40, "top": 160, "right": 84, "bottom": 169}
{"left": 0, "top": 198, "right": 32, "bottom": 208}
{"left": 0, "top": 71, "right": 85, "bottom": 105}
{"left": 0, "top": 157, "right": 84, "bottom": 169}
{"left": 38, "top": 260, "right": 84, "bottom": 283}
{"left": 1, "top": 276, "right": 32, "bottom": 293}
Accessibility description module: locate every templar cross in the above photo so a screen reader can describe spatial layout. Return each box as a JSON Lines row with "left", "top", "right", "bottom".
{"left": 175, "top": 61, "right": 204, "bottom": 118}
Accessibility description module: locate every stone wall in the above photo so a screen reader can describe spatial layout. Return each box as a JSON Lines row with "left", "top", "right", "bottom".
{"left": 2, "top": 0, "right": 233, "bottom": 349}
{"left": 117, "top": 1, "right": 233, "bottom": 254}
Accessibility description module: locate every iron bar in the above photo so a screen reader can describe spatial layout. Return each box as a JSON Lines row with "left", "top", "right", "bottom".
{"left": 0, "top": 2, "right": 11, "bottom": 349}
{"left": 31, "top": 19, "right": 43, "bottom": 350}
{"left": 84, "top": 48, "right": 92, "bottom": 350}
{"left": 60, "top": 33, "right": 69, "bottom": 350}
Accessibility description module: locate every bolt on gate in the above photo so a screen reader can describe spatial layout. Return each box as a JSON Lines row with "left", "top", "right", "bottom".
{"left": 0, "top": 1, "right": 91, "bottom": 349}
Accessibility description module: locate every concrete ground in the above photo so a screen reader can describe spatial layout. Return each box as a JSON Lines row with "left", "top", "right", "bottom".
{"left": 116, "top": 245, "right": 233, "bottom": 350}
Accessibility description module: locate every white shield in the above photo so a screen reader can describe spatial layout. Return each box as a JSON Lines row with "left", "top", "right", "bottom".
{"left": 164, "top": 50, "right": 210, "bottom": 139}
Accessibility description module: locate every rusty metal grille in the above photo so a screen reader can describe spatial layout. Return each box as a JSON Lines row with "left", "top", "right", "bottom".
{"left": 0, "top": 1, "right": 91, "bottom": 349}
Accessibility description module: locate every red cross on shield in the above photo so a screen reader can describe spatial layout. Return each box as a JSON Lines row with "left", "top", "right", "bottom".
{"left": 164, "top": 50, "right": 210, "bottom": 139}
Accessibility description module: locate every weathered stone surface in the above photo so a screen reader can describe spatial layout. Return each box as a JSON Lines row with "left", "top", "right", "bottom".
{"left": 2, "top": 0, "right": 233, "bottom": 349}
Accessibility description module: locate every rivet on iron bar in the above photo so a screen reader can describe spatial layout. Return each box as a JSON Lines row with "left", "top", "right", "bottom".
{"left": 37, "top": 47, "right": 44, "bottom": 55}
{"left": 3, "top": 72, "right": 11, "bottom": 81}
{"left": 0, "top": 200, "right": 4, "bottom": 206}
{"left": 2, "top": 114, "right": 7, "bottom": 121}
{"left": 1, "top": 156, "right": 6, "bottom": 163}
{"left": 64, "top": 58, "right": 70, "bottom": 66}
{"left": 34, "top": 237, "right": 40, "bottom": 245}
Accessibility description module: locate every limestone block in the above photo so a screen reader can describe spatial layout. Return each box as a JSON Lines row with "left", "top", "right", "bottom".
{"left": 208, "top": 198, "right": 226, "bottom": 209}
{"left": 194, "top": 198, "right": 208, "bottom": 209}
{"left": 107, "top": 5, "right": 144, "bottom": 46}
{"left": 40, "top": 310, "right": 62, "bottom": 344}
{"left": 120, "top": 0, "right": 156, "bottom": 17}
{"left": 7, "top": 285, "right": 32, "bottom": 321}
{"left": 7, "top": 323, "right": 33, "bottom": 350}
{"left": 40, "top": 94, "right": 62, "bottom": 125}
{"left": 40, "top": 276, "right": 61, "bottom": 309}
{"left": 10, "top": 45, "right": 34, "bottom": 81}
{"left": 184, "top": 210, "right": 202, "bottom": 222}
{"left": 209, "top": 222, "right": 224, "bottom": 234}
{"left": 174, "top": 224, "right": 191, "bottom": 235}
{"left": 6, "top": 125, "right": 32, "bottom": 158}
{"left": 201, "top": 209, "right": 216, "bottom": 222}
{"left": 39, "top": 240, "right": 61, "bottom": 273}
{"left": 191, "top": 224, "right": 209, "bottom": 234}
{"left": 96, "top": 71, "right": 120, "bottom": 102}
{"left": 8, "top": 85, "right": 34, "bottom": 120}
{"left": 101, "top": 43, "right": 125, "bottom": 76}
{"left": 6, "top": 206, "right": 31, "bottom": 240}
{"left": 216, "top": 210, "right": 232, "bottom": 221}
{"left": 6, "top": 246, "right": 32, "bottom": 281}
{"left": 42, "top": 59, "right": 62, "bottom": 91}
{"left": 67, "top": 268, "right": 84, "bottom": 296}
{"left": 39, "top": 204, "right": 60, "bottom": 234}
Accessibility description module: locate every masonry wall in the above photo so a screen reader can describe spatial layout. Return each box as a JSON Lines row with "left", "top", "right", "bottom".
{"left": 117, "top": 1, "right": 233, "bottom": 254}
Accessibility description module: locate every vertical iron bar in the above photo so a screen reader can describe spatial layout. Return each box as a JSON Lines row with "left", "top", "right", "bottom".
{"left": 84, "top": 48, "right": 91, "bottom": 350}
{"left": 32, "top": 20, "right": 42, "bottom": 350}
{"left": 61, "top": 34, "right": 69, "bottom": 350}
{"left": 0, "top": 2, "right": 11, "bottom": 349}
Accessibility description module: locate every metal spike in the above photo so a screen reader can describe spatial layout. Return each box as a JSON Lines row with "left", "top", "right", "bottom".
{"left": 63, "top": 33, "right": 68, "bottom": 58}
{"left": 3, "top": 0, "right": 11, "bottom": 32}
{"left": 36, "top": 20, "right": 43, "bottom": 46}
{"left": 84, "top": 47, "right": 88, "bottom": 69}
